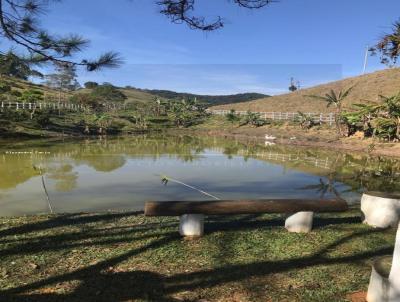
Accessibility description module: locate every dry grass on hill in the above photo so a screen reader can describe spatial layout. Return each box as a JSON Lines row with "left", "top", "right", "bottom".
{"left": 211, "top": 68, "right": 400, "bottom": 113}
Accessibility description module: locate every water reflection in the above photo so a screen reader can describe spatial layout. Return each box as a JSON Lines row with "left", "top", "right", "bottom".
{"left": 0, "top": 134, "right": 399, "bottom": 216}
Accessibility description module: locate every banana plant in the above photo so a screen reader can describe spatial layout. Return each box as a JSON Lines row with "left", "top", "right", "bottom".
{"left": 307, "top": 86, "right": 354, "bottom": 135}
{"left": 296, "top": 111, "right": 317, "bottom": 129}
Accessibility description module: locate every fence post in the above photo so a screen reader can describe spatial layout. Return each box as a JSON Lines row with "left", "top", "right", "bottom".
{"left": 329, "top": 113, "right": 334, "bottom": 126}
{"left": 16, "top": 102, "right": 19, "bottom": 110}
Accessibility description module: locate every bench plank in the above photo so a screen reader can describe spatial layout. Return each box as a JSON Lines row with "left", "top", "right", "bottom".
{"left": 144, "top": 199, "right": 348, "bottom": 216}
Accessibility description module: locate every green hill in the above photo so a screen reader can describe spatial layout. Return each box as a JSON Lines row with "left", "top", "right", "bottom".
{"left": 130, "top": 88, "right": 269, "bottom": 106}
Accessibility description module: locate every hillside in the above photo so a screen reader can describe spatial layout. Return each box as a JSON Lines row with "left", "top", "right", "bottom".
{"left": 78, "top": 87, "right": 156, "bottom": 105}
{"left": 133, "top": 88, "right": 269, "bottom": 106}
{"left": 211, "top": 68, "right": 400, "bottom": 113}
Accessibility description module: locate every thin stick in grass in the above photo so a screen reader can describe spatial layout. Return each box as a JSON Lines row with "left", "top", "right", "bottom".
{"left": 159, "top": 174, "right": 220, "bottom": 200}
{"left": 34, "top": 165, "right": 53, "bottom": 214}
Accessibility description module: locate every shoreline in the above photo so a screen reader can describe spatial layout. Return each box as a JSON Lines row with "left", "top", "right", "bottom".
{"left": 2, "top": 123, "right": 400, "bottom": 158}
{"left": 180, "top": 125, "right": 400, "bottom": 158}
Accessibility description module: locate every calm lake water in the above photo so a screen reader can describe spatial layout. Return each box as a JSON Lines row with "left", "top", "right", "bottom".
{"left": 0, "top": 134, "right": 399, "bottom": 216}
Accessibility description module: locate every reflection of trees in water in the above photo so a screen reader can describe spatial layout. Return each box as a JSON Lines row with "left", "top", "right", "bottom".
{"left": 0, "top": 156, "right": 39, "bottom": 189}
{"left": 1, "top": 135, "right": 399, "bottom": 194}
{"left": 228, "top": 143, "right": 400, "bottom": 194}
{"left": 298, "top": 177, "right": 341, "bottom": 199}
{"left": 332, "top": 156, "right": 400, "bottom": 193}
{"left": 47, "top": 164, "right": 78, "bottom": 192}
{"left": 78, "top": 156, "right": 126, "bottom": 172}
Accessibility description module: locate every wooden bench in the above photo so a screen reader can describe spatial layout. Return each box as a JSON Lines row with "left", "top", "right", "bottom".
{"left": 144, "top": 199, "right": 348, "bottom": 236}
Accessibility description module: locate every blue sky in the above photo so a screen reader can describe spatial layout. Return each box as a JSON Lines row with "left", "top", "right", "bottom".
{"left": 11, "top": 0, "right": 400, "bottom": 94}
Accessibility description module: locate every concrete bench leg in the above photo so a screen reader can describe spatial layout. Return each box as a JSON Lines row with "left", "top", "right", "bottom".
{"left": 285, "top": 211, "right": 314, "bottom": 233}
{"left": 367, "top": 223, "right": 400, "bottom": 302}
{"left": 361, "top": 193, "right": 400, "bottom": 228}
{"left": 179, "top": 214, "right": 204, "bottom": 237}
{"left": 389, "top": 223, "right": 400, "bottom": 301}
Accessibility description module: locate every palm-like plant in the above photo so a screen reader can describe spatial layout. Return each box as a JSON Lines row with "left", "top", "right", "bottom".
{"left": 371, "top": 93, "right": 400, "bottom": 140}
{"left": 296, "top": 111, "right": 317, "bottom": 129}
{"left": 370, "top": 19, "right": 400, "bottom": 66}
{"left": 240, "top": 110, "right": 266, "bottom": 127}
{"left": 307, "top": 86, "right": 354, "bottom": 135}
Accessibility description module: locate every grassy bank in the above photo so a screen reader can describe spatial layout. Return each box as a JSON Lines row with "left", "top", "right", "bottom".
{"left": 189, "top": 115, "right": 400, "bottom": 158}
{"left": 0, "top": 209, "right": 395, "bottom": 302}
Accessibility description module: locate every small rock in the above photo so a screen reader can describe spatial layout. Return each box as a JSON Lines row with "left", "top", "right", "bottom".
{"left": 29, "top": 263, "right": 39, "bottom": 270}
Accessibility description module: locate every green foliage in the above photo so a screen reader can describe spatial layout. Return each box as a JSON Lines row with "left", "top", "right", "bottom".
{"left": 33, "top": 110, "right": 51, "bottom": 127}
{"left": 307, "top": 87, "right": 354, "bottom": 135}
{"left": 240, "top": 110, "right": 267, "bottom": 127}
{"left": 0, "top": 81, "right": 11, "bottom": 94}
{"left": 370, "top": 19, "right": 400, "bottom": 66}
{"left": 168, "top": 98, "right": 208, "bottom": 127}
{"left": 307, "top": 86, "right": 353, "bottom": 109}
{"left": 143, "top": 89, "right": 269, "bottom": 106}
{"left": 18, "top": 89, "right": 44, "bottom": 102}
{"left": 225, "top": 109, "right": 240, "bottom": 123}
{"left": 70, "top": 94, "right": 104, "bottom": 112}
{"left": 91, "top": 84, "right": 127, "bottom": 103}
{"left": 44, "top": 63, "right": 80, "bottom": 92}
{"left": 0, "top": 51, "right": 42, "bottom": 80}
{"left": 84, "top": 81, "right": 99, "bottom": 89}
{"left": 296, "top": 111, "right": 317, "bottom": 129}
{"left": 341, "top": 93, "right": 400, "bottom": 140}
{"left": 0, "top": 1, "right": 122, "bottom": 71}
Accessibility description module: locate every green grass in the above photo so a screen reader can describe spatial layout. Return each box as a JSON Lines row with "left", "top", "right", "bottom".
{"left": 0, "top": 209, "right": 395, "bottom": 301}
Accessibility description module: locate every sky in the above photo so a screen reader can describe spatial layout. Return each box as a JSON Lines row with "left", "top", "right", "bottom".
{"left": 7, "top": 0, "right": 400, "bottom": 95}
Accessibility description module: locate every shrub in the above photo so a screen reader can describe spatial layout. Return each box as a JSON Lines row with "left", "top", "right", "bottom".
{"left": 225, "top": 109, "right": 240, "bottom": 123}
{"left": 91, "top": 84, "right": 127, "bottom": 102}
{"left": 84, "top": 81, "right": 98, "bottom": 89}
{"left": 240, "top": 111, "right": 267, "bottom": 127}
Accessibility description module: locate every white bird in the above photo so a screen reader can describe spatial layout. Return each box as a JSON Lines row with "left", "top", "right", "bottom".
{"left": 265, "top": 141, "right": 276, "bottom": 146}
{"left": 265, "top": 134, "right": 276, "bottom": 140}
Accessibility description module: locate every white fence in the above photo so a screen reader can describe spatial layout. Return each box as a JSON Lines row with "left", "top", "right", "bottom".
{"left": 0, "top": 101, "right": 129, "bottom": 112}
{"left": 208, "top": 109, "right": 336, "bottom": 126}
{"left": 0, "top": 101, "right": 84, "bottom": 111}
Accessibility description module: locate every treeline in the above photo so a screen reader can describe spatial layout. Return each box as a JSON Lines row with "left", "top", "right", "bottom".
{"left": 127, "top": 88, "right": 269, "bottom": 106}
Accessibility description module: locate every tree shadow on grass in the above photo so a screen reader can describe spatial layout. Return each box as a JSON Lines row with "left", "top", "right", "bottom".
{"left": 0, "top": 213, "right": 392, "bottom": 301}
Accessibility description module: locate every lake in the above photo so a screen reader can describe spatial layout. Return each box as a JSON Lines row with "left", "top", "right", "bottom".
{"left": 0, "top": 134, "right": 399, "bottom": 216}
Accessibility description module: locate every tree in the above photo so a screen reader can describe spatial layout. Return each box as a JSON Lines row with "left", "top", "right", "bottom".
{"left": 158, "top": 0, "right": 274, "bottom": 31}
{"left": 370, "top": 19, "right": 400, "bottom": 66}
{"left": 0, "top": 50, "right": 42, "bottom": 79}
{"left": 307, "top": 87, "right": 354, "bottom": 135}
{"left": 70, "top": 93, "right": 105, "bottom": 112}
{"left": 288, "top": 77, "right": 298, "bottom": 92}
{"left": 240, "top": 110, "right": 267, "bottom": 127}
{"left": 84, "top": 81, "right": 99, "bottom": 89}
{"left": 296, "top": 111, "right": 317, "bottom": 129}
{"left": 91, "top": 84, "right": 127, "bottom": 103}
{"left": 44, "top": 62, "right": 80, "bottom": 101}
{"left": 226, "top": 109, "right": 240, "bottom": 123}
{"left": 0, "top": 0, "right": 122, "bottom": 70}
{"left": 18, "top": 88, "right": 44, "bottom": 119}
{"left": 0, "top": 1, "right": 273, "bottom": 69}
{"left": 339, "top": 93, "right": 400, "bottom": 141}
